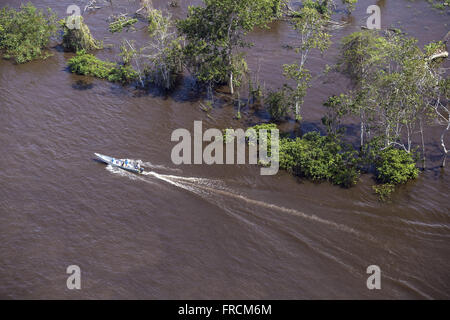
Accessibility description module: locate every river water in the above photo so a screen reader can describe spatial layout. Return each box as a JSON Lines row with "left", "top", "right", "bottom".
{"left": 0, "top": 0, "right": 449, "bottom": 299}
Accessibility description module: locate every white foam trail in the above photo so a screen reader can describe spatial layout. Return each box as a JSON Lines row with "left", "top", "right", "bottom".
{"left": 156, "top": 173, "right": 226, "bottom": 189}
{"left": 104, "top": 164, "right": 381, "bottom": 277}
{"left": 106, "top": 165, "right": 158, "bottom": 185}
{"left": 183, "top": 179, "right": 365, "bottom": 238}
{"left": 105, "top": 164, "right": 445, "bottom": 294}
{"left": 138, "top": 160, "right": 183, "bottom": 173}
{"left": 144, "top": 170, "right": 372, "bottom": 276}
{"left": 141, "top": 170, "right": 367, "bottom": 239}
{"left": 143, "top": 170, "right": 197, "bottom": 191}
{"left": 104, "top": 161, "right": 370, "bottom": 240}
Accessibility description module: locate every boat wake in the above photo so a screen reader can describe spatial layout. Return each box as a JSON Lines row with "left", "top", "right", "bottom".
{"left": 104, "top": 162, "right": 381, "bottom": 278}
{"left": 138, "top": 160, "right": 183, "bottom": 173}
{"left": 103, "top": 161, "right": 448, "bottom": 298}
{"left": 105, "top": 163, "right": 366, "bottom": 239}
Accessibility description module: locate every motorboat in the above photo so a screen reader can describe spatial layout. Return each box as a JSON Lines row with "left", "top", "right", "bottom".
{"left": 95, "top": 153, "right": 144, "bottom": 174}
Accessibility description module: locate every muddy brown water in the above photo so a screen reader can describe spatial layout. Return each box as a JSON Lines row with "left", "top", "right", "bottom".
{"left": 0, "top": 0, "right": 449, "bottom": 299}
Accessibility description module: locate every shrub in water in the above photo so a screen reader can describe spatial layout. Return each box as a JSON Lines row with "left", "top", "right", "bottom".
{"left": 0, "top": 3, "right": 57, "bottom": 63}
{"left": 61, "top": 16, "right": 102, "bottom": 52}
{"left": 374, "top": 148, "right": 419, "bottom": 185}
{"left": 68, "top": 50, "right": 138, "bottom": 84}
{"left": 109, "top": 17, "right": 138, "bottom": 33}
{"left": 265, "top": 87, "right": 291, "bottom": 122}
{"left": 279, "top": 132, "right": 359, "bottom": 187}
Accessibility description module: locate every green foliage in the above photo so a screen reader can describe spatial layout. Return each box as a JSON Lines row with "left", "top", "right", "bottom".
{"left": 177, "top": 0, "right": 280, "bottom": 88}
{"left": 265, "top": 87, "right": 291, "bottom": 121}
{"left": 372, "top": 184, "right": 395, "bottom": 202}
{"left": 148, "top": 9, "right": 169, "bottom": 36}
{"left": 336, "top": 30, "right": 443, "bottom": 154}
{"left": 61, "top": 16, "right": 102, "bottom": 52}
{"left": 109, "top": 17, "right": 138, "bottom": 33}
{"left": 371, "top": 148, "right": 419, "bottom": 201}
{"left": 342, "top": 0, "right": 358, "bottom": 12}
{"left": 247, "top": 123, "right": 279, "bottom": 155}
{"left": 67, "top": 50, "right": 138, "bottom": 84}
{"left": 374, "top": 148, "right": 419, "bottom": 185}
{"left": 141, "top": 10, "right": 184, "bottom": 90}
{"left": 270, "top": 0, "right": 288, "bottom": 17}
{"left": 282, "top": 64, "right": 311, "bottom": 121}
{"left": 424, "top": 40, "right": 448, "bottom": 68}
{"left": 119, "top": 41, "right": 135, "bottom": 65}
{"left": 247, "top": 123, "right": 359, "bottom": 187}
{"left": 424, "top": 41, "right": 446, "bottom": 56}
{"left": 279, "top": 132, "right": 359, "bottom": 187}
{"left": 0, "top": 3, "right": 57, "bottom": 63}
{"left": 283, "top": 0, "right": 331, "bottom": 121}
{"left": 248, "top": 123, "right": 278, "bottom": 137}
{"left": 109, "top": 64, "right": 139, "bottom": 84}
{"left": 246, "top": 121, "right": 420, "bottom": 191}
{"left": 291, "top": 1, "right": 331, "bottom": 52}
{"left": 338, "top": 30, "right": 389, "bottom": 87}
{"left": 426, "top": 0, "right": 450, "bottom": 10}
{"left": 322, "top": 94, "right": 353, "bottom": 136}
{"left": 147, "top": 39, "right": 184, "bottom": 90}
{"left": 68, "top": 50, "right": 115, "bottom": 78}
{"left": 231, "top": 54, "right": 249, "bottom": 89}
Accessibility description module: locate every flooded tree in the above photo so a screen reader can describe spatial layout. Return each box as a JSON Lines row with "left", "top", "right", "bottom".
{"left": 265, "top": 86, "right": 291, "bottom": 121}
{"left": 280, "top": 0, "right": 359, "bottom": 122}
{"left": 177, "top": 0, "right": 282, "bottom": 94}
{"left": 424, "top": 43, "right": 449, "bottom": 167}
{"left": 140, "top": 9, "right": 184, "bottom": 90}
{"left": 434, "top": 81, "right": 450, "bottom": 167}
{"left": 283, "top": 0, "right": 331, "bottom": 121}
{"left": 108, "top": 16, "right": 138, "bottom": 33}
{"left": 0, "top": 3, "right": 57, "bottom": 63}
{"left": 286, "top": 0, "right": 358, "bottom": 16}
{"left": 136, "top": 0, "right": 154, "bottom": 17}
{"left": 335, "top": 30, "right": 447, "bottom": 168}
{"left": 61, "top": 16, "right": 102, "bottom": 52}
{"left": 67, "top": 50, "right": 138, "bottom": 84}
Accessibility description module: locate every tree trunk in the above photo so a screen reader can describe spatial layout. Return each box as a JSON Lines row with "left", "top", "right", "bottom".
{"left": 441, "top": 120, "right": 449, "bottom": 168}
{"left": 229, "top": 71, "right": 234, "bottom": 95}
{"left": 420, "top": 118, "right": 426, "bottom": 170}
{"left": 360, "top": 120, "right": 364, "bottom": 149}
{"left": 237, "top": 91, "right": 241, "bottom": 118}
{"left": 295, "top": 83, "right": 300, "bottom": 121}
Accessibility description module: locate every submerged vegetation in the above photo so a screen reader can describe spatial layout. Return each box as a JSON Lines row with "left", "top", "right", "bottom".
{"left": 109, "top": 17, "right": 138, "bottom": 34}
{"left": 279, "top": 132, "right": 359, "bottom": 188}
{"left": 247, "top": 122, "right": 421, "bottom": 195}
{"left": 1, "top": 0, "right": 448, "bottom": 201}
{"left": 61, "top": 16, "right": 102, "bottom": 52}
{"left": 68, "top": 50, "right": 138, "bottom": 84}
{"left": 427, "top": 0, "right": 450, "bottom": 10}
{"left": 374, "top": 148, "right": 419, "bottom": 185}
{"left": 142, "top": 9, "right": 184, "bottom": 90}
{"left": 177, "top": 0, "right": 283, "bottom": 94}
{"left": 147, "top": 8, "right": 168, "bottom": 36}
{"left": 372, "top": 148, "right": 420, "bottom": 201}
